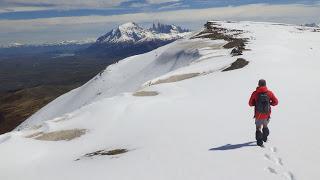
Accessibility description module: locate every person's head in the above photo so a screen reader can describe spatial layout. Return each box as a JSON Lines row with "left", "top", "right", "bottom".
{"left": 258, "top": 79, "right": 266, "bottom": 87}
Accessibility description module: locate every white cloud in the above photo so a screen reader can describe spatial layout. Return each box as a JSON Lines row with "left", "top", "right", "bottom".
{"left": 129, "top": 2, "right": 149, "bottom": 8}
{"left": 146, "top": 0, "right": 180, "bottom": 4}
{"left": 0, "top": 6, "right": 54, "bottom": 13}
{"left": 0, "top": 0, "right": 129, "bottom": 9}
{"left": 158, "top": 2, "right": 189, "bottom": 10}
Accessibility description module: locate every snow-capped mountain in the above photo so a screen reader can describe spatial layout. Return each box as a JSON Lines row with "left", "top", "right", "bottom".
{"left": 81, "top": 22, "right": 190, "bottom": 58}
{"left": 96, "top": 22, "right": 188, "bottom": 44}
{"left": 96, "top": 22, "right": 152, "bottom": 43}
{"left": 1, "top": 21, "right": 320, "bottom": 180}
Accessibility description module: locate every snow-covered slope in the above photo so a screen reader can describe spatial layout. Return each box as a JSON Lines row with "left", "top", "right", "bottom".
{"left": 1, "top": 21, "right": 320, "bottom": 180}
{"left": 17, "top": 34, "right": 230, "bottom": 129}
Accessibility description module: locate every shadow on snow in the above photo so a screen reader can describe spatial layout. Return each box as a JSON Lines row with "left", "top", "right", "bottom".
{"left": 209, "top": 141, "right": 257, "bottom": 151}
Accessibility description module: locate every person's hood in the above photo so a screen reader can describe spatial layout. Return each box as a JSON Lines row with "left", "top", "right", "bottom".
{"left": 256, "top": 86, "right": 268, "bottom": 93}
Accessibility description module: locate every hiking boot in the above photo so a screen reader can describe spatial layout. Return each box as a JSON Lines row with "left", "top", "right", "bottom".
{"left": 256, "top": 130, "right": 263, "bottom": 146}
{"left": 257, "top": 140, "right": 263, "bottom": 147}
{"left": 262, "top": 127, "right": 269, "bottom": 142}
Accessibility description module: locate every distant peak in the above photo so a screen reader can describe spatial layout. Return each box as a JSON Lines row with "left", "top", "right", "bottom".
{"left": 150, "top": 22, "right": 189, "bottom": 33}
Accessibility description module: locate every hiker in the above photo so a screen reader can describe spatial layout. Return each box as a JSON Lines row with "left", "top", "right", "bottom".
{"left": 249, "top": 79, "right": 278, "bottom": 147}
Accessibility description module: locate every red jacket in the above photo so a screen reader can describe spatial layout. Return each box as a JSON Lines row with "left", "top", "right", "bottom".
{"left": 249, "top": 86, "right": 278, "bottom": 120}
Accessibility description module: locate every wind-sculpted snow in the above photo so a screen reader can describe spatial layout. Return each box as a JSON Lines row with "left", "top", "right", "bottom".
{"left": 1, "top": 21, "right": 320, "bottom": 180}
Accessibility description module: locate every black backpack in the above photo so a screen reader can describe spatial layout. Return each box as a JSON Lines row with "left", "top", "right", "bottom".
{"left": 255, "top": 92, "right": 271, "bottom": 114}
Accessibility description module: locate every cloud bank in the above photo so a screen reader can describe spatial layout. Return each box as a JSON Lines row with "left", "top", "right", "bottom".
{"left": 1, "top": 3, "right": 319, "bottom": 45}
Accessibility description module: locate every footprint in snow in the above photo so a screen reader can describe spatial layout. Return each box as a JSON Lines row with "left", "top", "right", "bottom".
{"left": 264, "top": 153, "right": 284, "bottom": 167}
{"left": 266, "top": 167, "right": 277, "bottom": 174}
{"left": 283, "top": 171, "right": 296, "bottom": 180}
{"left": 263, "top": 146, "right": 297, "bottom": 180}
{"left": 275, "top": 157, "right": 284, "bottom": 166}
{"left": 264, "top": 154, "right": 273, "bottom": 162}
{"left": 270, "top": 147, "right": 278, "bottom": 153}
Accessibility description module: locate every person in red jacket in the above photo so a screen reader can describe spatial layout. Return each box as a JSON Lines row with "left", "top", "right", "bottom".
{"left": 249, "top": 79, "right": 278, "bottom": 146}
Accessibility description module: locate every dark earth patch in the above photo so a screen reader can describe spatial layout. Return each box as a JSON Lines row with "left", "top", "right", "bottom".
{"left": 0, "top": 85, "right": 76, "bottom": 134}
{"left": 0, "top": 54, "right": 116, "bottom": 134}
{"left": 222, "top": 58, "right": 249, "bottom": 72}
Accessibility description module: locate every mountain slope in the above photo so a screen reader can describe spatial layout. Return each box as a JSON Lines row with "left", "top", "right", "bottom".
{"left": 1, "top": 21, "right": 320, "bottom": 180}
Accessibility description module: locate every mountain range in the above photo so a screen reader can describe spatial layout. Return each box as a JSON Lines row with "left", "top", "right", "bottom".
{"left": 81, "top": 22, "right": 190, "bottom": 58}
{"left": 150, "top": 22, "right": 189, "bottom": 34}
{"left": 0, "top": 40, "right": 95, "bottom": 57}
{"left": 0, "top": 22, "right": 189, "bottom": 59}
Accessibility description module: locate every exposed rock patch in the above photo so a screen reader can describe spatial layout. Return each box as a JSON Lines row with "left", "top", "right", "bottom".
{"left": 85, "top": 149, "right": 128, "bottom": 157}
{"left": 28, "top": 129, "right": 86, "bottom": 141}
{"left": 192, "top": 21, "right": 248, "bottom": 57}
{"left": 230, "top": 47, "right": 243, "bottom": 56}
{"left": 223, "top": 39, "right": 246, "bottom": 49}
{"left": 133, "top": 91, "right": 159, "bottom": 96}
{"left": 222, "top": 58, "right": 249, "bottom": 72}
{"left": 297, "top": 27, "right": 320, "bottom": 32}
{"left": 152, "top": 73, "right": 201, "bottom": 85}
{"left": 75, "top": 149, "right": 129, "bottom": 161}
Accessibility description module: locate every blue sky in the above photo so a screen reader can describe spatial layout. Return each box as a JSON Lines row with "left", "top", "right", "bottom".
{"left": 0, "top": 0, "right": 319, "bottom": 45}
